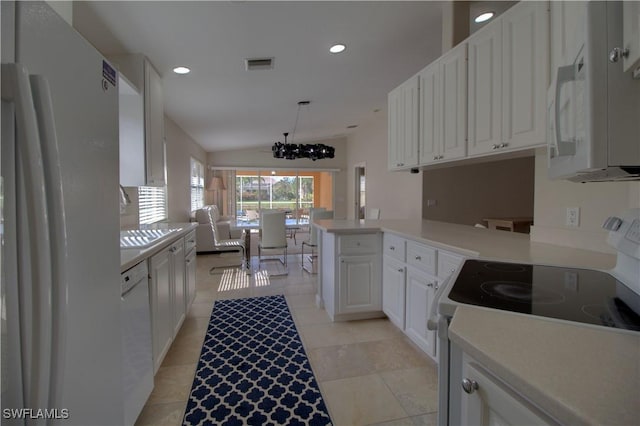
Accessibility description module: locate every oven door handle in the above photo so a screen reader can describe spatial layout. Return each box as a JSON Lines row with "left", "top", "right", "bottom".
{"left": 427, "top": 275, "right": 452, "bottom": 331}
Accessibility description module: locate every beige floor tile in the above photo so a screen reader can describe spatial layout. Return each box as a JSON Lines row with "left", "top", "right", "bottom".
{"left": 135, "top": 401, "right": 186, "bottom": 426}
{"left": 177, "top": 317, "right": 210, "bottom": 339}
{"left": 291, "top": 305, "right": 332, "bottom": 325}
{"left": 410, "top": 412, "right": 438, "bottom": 425}
{"left": 146, "top": 364, "right": 197, "bottom": 405}
{"left": 380, "top": 366, "right": 439, "bottom": 416}
{"left": 186, "top": 302, "right": 214, "bottom": 318}
{"left": 345, "top": 318, "right": 403, "bottom": 343}
{"left": 370, "top": 418, "right": 417, "bottom": 426}
{"left": 308, "top": 344, "right": 376, "bottom": 382}
{"left": 193, "top": 288, "right": 217, "bottom": 303}
{"left": 285, "top": 293, "right": 318, "bottom": 308}
{"left": 321, "top": 374, "right": 408, "bottom": 426}
{"left": 298, "top": 322, "right": 357, "bottom": 349}
{"left": 359, "top": 337, "right": 430, "bottom": 372}
{"left": 161, "top": 332, "right": 206, "bottom": 367}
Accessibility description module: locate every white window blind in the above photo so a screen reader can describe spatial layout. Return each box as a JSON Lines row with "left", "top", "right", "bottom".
{"left": 190, "top": 158, "right": 205, "bottom": 211}
{"left": 138, "top": 186, "right": 167, "bottom": 224}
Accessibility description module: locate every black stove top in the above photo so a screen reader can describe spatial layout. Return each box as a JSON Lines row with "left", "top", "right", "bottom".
{"left": 448, "top": 260, "right": 640, "bottom": 332}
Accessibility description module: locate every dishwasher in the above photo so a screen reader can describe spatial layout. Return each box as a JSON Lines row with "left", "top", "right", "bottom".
{"left": 121, "top": 261, "right": 154, "bottom": 426}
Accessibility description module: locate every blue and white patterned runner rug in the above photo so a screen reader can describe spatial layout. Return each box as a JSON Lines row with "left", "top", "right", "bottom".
{"left": 183, "top": 295, "right": 332, "bottom": 425}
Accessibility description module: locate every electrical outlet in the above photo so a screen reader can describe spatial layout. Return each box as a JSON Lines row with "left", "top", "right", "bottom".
{"left": 426, "top": 199, "right": 437, "bottom": 207}
{"left": 566, "top": 207, "right": 580, "bottom": 227}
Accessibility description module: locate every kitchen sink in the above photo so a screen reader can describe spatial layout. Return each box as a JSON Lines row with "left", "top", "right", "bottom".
{"left": 120, "top": 229, "right": 178, "bottom": 248}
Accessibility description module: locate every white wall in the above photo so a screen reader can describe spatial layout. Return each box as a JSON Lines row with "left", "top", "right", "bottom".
{"left": 531, "top": 148, "right": 640, "bottom": 253}
{"left": 46, "top": 1, "right": 72, "bottom": 25}
{"left": 207, "top": 137, "right": 348, "bottom": 219}
{"left": 346, "top": 110, "right": 422, "bottom": 220}
{"left": 166, "top": 116, "right": 208, "bottom": 222}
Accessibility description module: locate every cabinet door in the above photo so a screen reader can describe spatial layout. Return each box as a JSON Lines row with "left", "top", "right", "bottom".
{"left": 185, "top": 249, "right": 197, "bottom": 309}
{"left": 404, "top": 268, "right": 437, "bottom": 358}
{"left": 144, "top": 61, "right": 166, "bottom": 186}
{"left": 460, "top": 361, "right": 553, "bottom": 425}
{"left": 388, "top": 77, "right": 419, "bottom": 170}
{"left": 439, "top": 43, "right": 467, "bottom": 161}
{"left": 339, "top": 255, "right": 380, "bottom": 314}
{"left": 468, "top": 21, "right": 502, "bottom": 156}
{"left": 382, "top": 256, "right": 406, "bottom": 329}
{"left": 501, "top": 1, "right": 548, "bottom": 150}
{"left": 549, "top": 1, "right": 586, "bottom": 77}
{"left": 418, "top": 62, "right": 440, "bottom": 165}
{"left": 623, "top": 0, "right": 640, "bottom": 72}
{"left": 149, "top": 248, "right": 172, "bottom": 372}
{"left": 171, "top": 240, "right": 186, "bottom": 337}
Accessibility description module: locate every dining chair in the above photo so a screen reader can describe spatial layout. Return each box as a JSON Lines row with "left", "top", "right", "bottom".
{"left": 366, "top": 208, "right": 381, "bottom": 219}
{"left": 207, "top": 208, "right": 248, "bottom": 272}
{"left": 301, "top": 210, "right": 333, "bottom": 273}
{"left": 258, "top": 211, "right": 288, "bottom": 275}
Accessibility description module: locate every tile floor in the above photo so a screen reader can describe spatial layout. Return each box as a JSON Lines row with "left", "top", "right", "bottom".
{"left": 135, "top": 252, "right": 439, "bottom": 426}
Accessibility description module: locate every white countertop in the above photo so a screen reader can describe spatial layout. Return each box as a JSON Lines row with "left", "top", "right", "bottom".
{"left": 313, "top": 219, "right": 616, "bottom": 269}
{"left": 449, "top": 306, "right": 640, "bottom": 426}
{"left": 120, "top": 222, "right": 197, "bottom": 272}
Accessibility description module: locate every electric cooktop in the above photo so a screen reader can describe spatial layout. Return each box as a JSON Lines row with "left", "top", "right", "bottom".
{"left": 448, "top": 260, "right": 640, "bottom": 332}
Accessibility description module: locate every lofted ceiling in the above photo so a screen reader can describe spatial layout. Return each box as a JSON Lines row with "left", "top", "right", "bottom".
{"left": 74, "top": 1, "right": 443, "bottom": 152}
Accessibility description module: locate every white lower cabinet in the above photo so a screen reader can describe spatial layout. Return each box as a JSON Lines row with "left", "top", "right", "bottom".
{"left": 321, "top": 232, "right": 383, "bottom": 321}
{"left": 382, "top": 256, "right": 406, "bottom": 329}
{"left": 459, "top": 356, "right": 555, "bottom": 425}
{"left": 381, "top": 233, "right": 464, "bottom": 362}
{"left": 404, "top": 267, "right": 439, "bottom": 359}
{"left": 149, "top": 235, "right": 189, "bottom": 373}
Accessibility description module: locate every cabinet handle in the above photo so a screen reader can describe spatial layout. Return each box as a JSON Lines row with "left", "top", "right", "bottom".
{"left": 439, "top": 155, "right": 444, "bottom": 160}
{"left": 433, "top": 155, "right": 438, "bottom": 160}
{"left": 609, "top": 47, "right": 629, "bottom": 63}
{"left": 461, "top": 378, "right": 479, "bottom": 394}
{"left": 390, "top": 246, "right": 395, "bottom": 251}
{"left": 427, "top": 282, "right": 434, "bottom": 288}
{"left": 492, "top": 144, "right": 499, "bottom": 150}
{"left": 499, "top": 142, "right": 508, "bottom": 149}
{"left": 356, "top": 242, "right": 361, "bottom": 246}
{"left": 170, "top": 246, "right": 177, "bottom": 253}
{"left": 415, "top": 255, "right": 422, "bottom": 261}
{"left": 397, "top": 268, "right": 404, "bottom": 273}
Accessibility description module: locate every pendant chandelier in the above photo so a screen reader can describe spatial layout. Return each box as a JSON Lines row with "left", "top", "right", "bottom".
{"left": 272, "top": 101, "right": 335, "bottom": 161}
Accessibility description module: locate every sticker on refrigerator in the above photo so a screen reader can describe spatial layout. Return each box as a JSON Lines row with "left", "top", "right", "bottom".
{"left": 102, "top": 60, "right": 116, "bottom": 87}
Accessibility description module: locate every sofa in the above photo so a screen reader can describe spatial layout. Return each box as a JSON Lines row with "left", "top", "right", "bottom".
{"left": 194, "top": 205, "right": 244, "bottom": 253}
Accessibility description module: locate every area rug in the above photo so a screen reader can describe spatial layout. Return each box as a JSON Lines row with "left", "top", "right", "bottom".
{"left": 183, "top": 295, "right": 332, "bottom": 426}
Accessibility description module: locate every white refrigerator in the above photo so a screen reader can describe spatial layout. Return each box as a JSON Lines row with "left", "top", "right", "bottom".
{"left": 1, "top": 1, "right": 124, "bottom": 424}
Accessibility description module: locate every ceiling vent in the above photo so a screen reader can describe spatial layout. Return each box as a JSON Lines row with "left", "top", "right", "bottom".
{"left": 245, "top": 57, "right": 274, "bottom": 71}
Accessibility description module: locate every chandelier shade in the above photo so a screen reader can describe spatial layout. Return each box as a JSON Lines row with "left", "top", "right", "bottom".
{"left": 272, "top": 101, "right": 335, "bottom": 161}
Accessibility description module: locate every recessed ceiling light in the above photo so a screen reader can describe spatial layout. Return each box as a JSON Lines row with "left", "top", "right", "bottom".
{"left": 474, "top": 12, "right": 494, "bottom": 23}
{"left": 329, "top": 44, "right": 346, "bottom": 54}
{"left": 173, "top": 66, "right": 191, "bottom": 75}
{"left": 347, "top": 125, "right": 358, "bottom": 129}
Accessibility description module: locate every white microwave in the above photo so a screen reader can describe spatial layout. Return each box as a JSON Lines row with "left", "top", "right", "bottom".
{"left": 547, "top": 1, "right": 640, "bottom": 182}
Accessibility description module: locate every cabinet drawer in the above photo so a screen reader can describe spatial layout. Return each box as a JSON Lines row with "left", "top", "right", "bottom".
{"left": 383, "top": 233, "right": 406, "bottom": 261}
{"left": 438, "top": 250, "right": 463, "bottom": 279}
{"left": 406, "top": 241, "right": 437, "bottom": 275}
{"left": 339, "top": 234, "right": 379, "bottom": 255}
{"left": 184, "top": 230, "right": 196, "bottom": 254}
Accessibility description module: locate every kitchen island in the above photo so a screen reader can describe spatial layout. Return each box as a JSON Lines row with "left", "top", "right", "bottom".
{"left": 312, "top": 219, "right": 637, "bottom": 425}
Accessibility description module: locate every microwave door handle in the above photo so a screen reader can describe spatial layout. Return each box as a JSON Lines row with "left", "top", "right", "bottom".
{"left": 555, "top": 65, "right": 578, "bottom": 157}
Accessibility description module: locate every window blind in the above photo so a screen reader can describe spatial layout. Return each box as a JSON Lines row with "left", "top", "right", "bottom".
{"left": 138, "top": 186, "right": 167, "bottom": 224}
{"left": 190, "top": 158, "right": 205, "bottom": 211}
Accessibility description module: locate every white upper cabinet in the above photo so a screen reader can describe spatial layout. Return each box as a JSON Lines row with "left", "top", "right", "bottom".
{"left": 388, "top": 76, "right": 419, "bottom": 170}
{"left": 420, "top": 43, "right": 468, "bottom": 165}
{"left": 468, "top": 1, "right": 548, "bottom": 156}
{"left": 468, "top": 20, "right": 503, "bottom": 156}
{"left": 501, "top": 1, "right": 549, "bottom": 150}
{"left": 111, "top": 54, "right": 166, "bottom": 187}
{"left": 623, "top": 0, "right": 640, "bottom": 73}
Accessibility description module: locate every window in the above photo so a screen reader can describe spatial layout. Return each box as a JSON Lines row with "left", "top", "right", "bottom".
{"left": 190, "top": 158, "right": 205, "bottom": 211}
{"left": 138, "top": 186, "right": 167, "bottom": 224}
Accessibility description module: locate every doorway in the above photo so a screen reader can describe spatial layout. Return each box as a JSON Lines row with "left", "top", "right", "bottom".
{"left": 354, "top": 164, "right": 366, "bottom": 219}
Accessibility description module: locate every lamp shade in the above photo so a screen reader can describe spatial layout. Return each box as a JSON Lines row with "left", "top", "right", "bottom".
{"left": 207, "top": 176, "right": 225, "bottom": 191}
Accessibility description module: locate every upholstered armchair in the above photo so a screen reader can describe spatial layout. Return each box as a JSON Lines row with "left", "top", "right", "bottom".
{"left": 194, "top": 205, "right": 243, "bottom": 252}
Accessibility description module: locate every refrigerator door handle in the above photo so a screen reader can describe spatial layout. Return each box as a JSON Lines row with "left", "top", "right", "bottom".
{"left": 1, "top": 63, "right": 54, "bottom": 412}
{"left": 30, "top": 74, "right": 68, "bottom": 409}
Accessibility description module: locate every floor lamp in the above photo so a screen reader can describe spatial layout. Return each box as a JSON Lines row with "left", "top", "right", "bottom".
{"left": 207, "top": 176, "right": 226, "bottom": 213}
